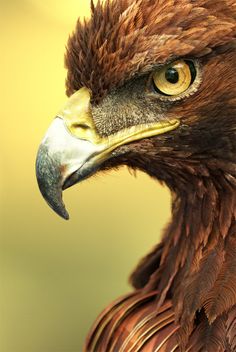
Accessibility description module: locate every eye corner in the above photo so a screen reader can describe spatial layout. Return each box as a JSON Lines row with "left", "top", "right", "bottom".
{"left": 185, "top": 59, "right": 197, "bottom": 84}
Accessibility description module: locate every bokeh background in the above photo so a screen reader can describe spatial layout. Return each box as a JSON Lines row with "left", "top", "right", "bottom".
{"left": 1, "top": 1, "right": 171, "bottom": 351}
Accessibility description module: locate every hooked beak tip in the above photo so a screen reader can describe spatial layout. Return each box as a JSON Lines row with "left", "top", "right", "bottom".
{"left": 58, "top": 208, "right": 70, "bottom": 220}
{"left": 36, "top": 143, "right": 70, "bottom": 220}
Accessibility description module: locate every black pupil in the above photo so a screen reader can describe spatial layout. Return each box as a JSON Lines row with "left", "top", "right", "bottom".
{"left": 165, "top": 68, "right": 179, "bottom": 84}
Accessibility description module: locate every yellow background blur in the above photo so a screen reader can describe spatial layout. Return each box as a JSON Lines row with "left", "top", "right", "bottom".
{"left": 1, "top": 1, "right": 170, "bottom": 351}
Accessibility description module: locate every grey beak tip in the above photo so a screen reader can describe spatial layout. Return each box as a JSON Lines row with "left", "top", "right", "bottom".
{"left": 47, "top": 200, "right": 69, "bottom": 220}
{"left": 61, "top": 211, "right": 70, "bottom": 221}
{"left": 44, "top": 195, "right": 70, "bottom": 220}
{"left": 36, "top": 144, "right": 70, "bottom": 221}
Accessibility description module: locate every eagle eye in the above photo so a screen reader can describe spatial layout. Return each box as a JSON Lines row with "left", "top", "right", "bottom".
{"left": 152, "top": 60, "right": 197, "bottom": 97}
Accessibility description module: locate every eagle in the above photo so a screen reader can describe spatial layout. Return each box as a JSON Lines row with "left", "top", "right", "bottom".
{"left": 36, "top": 0, "right": 236, "bottom": 351}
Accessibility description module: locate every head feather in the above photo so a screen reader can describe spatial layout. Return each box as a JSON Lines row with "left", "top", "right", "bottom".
{"left": 65, "top": 0, "right": 236, "bottom": 102}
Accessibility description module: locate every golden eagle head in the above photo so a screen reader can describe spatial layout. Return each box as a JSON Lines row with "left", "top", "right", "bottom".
{"left": 36, "top": 0, "right": 236, "bottom": 219}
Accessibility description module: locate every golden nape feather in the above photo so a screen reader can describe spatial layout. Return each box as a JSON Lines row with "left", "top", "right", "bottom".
{"left": 84, "top": 291, "right": 179, "bottom": 352}
{"left": 36, "top": 0, "right": 236, "bottom": 351}
{"left": 84, "top": 289, "right": 236, "bottom": 352}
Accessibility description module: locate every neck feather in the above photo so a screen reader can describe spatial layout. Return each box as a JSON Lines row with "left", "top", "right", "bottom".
{"left": 130, "top": 162, "right": 236, "bottom": 342}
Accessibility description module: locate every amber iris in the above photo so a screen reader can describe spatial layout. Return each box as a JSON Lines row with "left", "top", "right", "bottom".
{"left": 153, "top": 60, "right": 196, "bottom": 96}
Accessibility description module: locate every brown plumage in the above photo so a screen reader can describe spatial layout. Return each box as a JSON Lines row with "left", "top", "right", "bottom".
{"left": 38, "top": 0, "right": 236, "bottom": 350}
{"left": 64, "top": 0, "right": 236, "bottom": 350}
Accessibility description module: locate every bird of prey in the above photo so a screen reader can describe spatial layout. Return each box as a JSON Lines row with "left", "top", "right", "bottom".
{"left": 36, "top": 0, "right": 236, "bottom": 350}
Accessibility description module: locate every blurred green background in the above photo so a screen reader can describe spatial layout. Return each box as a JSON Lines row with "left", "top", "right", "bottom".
{"left": 1, "top": 1, "right": 171, "bottom": 351}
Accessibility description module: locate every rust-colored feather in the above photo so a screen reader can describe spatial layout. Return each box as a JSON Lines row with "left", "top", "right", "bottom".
{"left": 180, "top": 240, "right": 225, "bottom": 328}
{"left": 204, "top": 236, "right": 236, "bottom": 323}
{"left": 226, "top": 306, "right": 236, "bottom": 350}
{"left": 187, "top": 313, "right": 226, "bottom": 352}
{"left": 84, "top": 290, "right": 236, "bottom": 352}
{"left": 64, "top": 0, "right": 236, "bottom": 350}
{"left": 84, "top": 290, "right": 179, "bottom": 352}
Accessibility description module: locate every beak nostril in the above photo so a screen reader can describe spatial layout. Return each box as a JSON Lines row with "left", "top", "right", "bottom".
{"left": 72, "top": 123, "right": 90, "bottom": 130}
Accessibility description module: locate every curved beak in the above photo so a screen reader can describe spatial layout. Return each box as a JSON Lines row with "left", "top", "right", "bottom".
{"left": 36, "top": 87, "right": 179, "bottom": 220}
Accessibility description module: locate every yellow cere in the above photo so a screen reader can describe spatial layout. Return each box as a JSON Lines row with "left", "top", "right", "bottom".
{"left": 57, "top": 87, "right": 180, "bottom": 157}
{"left": 153, "top": 60, "right": 192, "bottom": 96}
